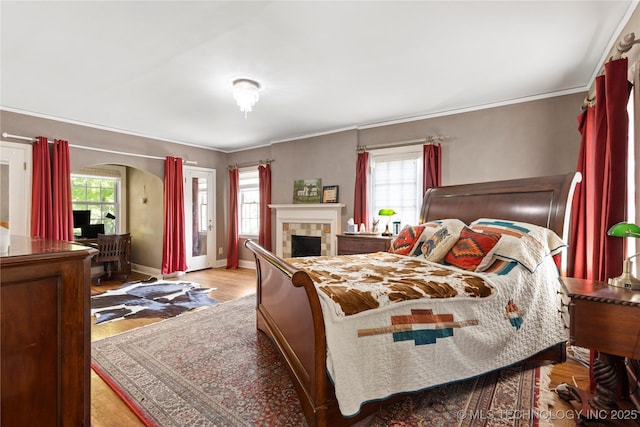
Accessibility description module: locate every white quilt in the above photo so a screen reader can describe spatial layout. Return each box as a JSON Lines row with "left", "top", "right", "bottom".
{"left": 290, "top": 253, "right": 568, "bottom": 417}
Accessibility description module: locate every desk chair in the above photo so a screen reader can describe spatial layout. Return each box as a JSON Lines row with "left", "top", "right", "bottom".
{"left": 95, "top": 233, "right": 131, "bottom": 284}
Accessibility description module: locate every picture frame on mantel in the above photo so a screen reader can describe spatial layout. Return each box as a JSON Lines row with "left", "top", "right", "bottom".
{"left": 293, "top": 178, "right": 322, "bottom": 203}
{"left": 322, "top": 185, "right": 339, "bottom": 203}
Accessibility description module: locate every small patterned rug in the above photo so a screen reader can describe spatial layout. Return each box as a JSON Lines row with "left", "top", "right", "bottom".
{"left": 92, "top": 295, "right": 554, "bottom": 426}
{"left": 91, "top": 279, "right": 218, "bottom": 324}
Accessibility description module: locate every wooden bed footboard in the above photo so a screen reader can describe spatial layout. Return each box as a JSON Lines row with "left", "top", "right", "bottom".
{"left": 245, "top": 239, "right": 400, "bottom": 426}
{"left": 244, "top": 240, "right": 334, "bottom": 425}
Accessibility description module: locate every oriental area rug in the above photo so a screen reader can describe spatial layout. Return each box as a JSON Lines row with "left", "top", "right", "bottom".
{"left": 91, "top": 295, "right": 555, "bottom": 427}
{"left": 91, "top": 279, "right": 218, "bottom": 324}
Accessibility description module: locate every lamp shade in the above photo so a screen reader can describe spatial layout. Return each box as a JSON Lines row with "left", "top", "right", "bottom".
{"left": 378, "top": 209, "right": 396, "bottom": 217}
{"left": 607, "top": 222, "right": 640, "bottom": 238}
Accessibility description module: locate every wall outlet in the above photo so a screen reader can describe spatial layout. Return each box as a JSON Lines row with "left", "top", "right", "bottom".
{"left": 218, "top": 246, "right": 223, "bottom": 255}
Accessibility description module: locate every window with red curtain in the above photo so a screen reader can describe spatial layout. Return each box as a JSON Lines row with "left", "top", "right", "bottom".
{"left": 569, "top": 57, "right": 630, "bottom": 281}
{"left": 258, "top": 163, "right": 272, "bottom": 250}
{"left": 162, "top": 157, "right": 187, "bottom": 275}
{"left": 568, "top": 57, "right": 630, "bottom": 396}
{"left": 226, "top": 167, "right": 239, "bottom": 269}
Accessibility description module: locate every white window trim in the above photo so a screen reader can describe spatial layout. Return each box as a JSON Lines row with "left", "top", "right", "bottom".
{"left": 369, "top": 145, "right": 424, "bottom": 227}
{"left": 238, "top": 167, "right": 260, "bottom": 238}
{"left": 72, "top": 165, "right": 127, "bottom": 233}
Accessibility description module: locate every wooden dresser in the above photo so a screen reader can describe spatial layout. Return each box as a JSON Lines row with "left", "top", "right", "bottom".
{"left": 337, "top": 233, "right": 394, "bottom": 255}
{"left": 0, "top": 236, "right": 97, "bottom": 426}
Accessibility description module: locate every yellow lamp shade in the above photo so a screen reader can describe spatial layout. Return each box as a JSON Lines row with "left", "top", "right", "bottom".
{"left": 378, "top": 209, "right": 396, "bottom": 217}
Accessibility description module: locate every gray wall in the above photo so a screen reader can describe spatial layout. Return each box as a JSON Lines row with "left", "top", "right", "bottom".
{"left": 0, "top": 110, "right": 228, "bottom": 270}
{"left": 127, "top": 167, "right": 164, "bottom": 268}
{"left": 229, "top": 92, "right": 585, "bottom": 261}
{"left": 1, "top": 91, "right": 584, "bottom": 268}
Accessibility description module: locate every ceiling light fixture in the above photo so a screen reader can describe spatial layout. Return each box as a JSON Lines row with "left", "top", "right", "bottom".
{"left": 232, "top": 78, "right": 261, "bottom": 117}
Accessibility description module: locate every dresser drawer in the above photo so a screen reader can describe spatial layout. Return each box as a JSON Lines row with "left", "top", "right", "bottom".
{"left": 337, "top": 234, "right": 393, "bottom": 255}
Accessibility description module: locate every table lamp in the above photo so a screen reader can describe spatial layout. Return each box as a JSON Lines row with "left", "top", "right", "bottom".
{"left": 378, "top": 209, "right": 396, "bottom": 236}
{"left": 607, "top": 221, "right": 640, "bottom": 290}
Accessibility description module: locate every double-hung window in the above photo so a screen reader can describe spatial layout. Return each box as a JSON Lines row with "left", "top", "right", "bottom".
{"left": 369, "top": 145, "right": 423, "bottom": 228}
{"left": 71, "top": 166, "right": 124, "bottom": 235}
{"left": 238, "top": 168, "right": 260, "bottom": 236}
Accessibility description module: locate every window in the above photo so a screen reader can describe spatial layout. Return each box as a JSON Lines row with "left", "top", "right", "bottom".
{"left": 239, "top": 168, "right": 259, "bottom": 236}
{"left": 71, "top": 166, "right": 123, "bottom": 235}
{"left": 369, "top": 146, "right": 423, "bottom": 228}
{"left": 196, "top": 178, "right": 208, "bottom": 233}
{"left": 627, "top": 87, "right": 637, "bottom": 260}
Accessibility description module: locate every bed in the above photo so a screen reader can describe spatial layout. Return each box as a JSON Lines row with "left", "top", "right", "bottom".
{"left": 245, "top": 172, "right": 581, "bottom": 427}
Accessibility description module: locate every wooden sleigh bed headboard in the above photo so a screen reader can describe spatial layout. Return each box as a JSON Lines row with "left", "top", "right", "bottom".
{"left": 421, "top": 172, "right": 580, "bottom": 239}
{"left": 420, "top": 172, "right": 581, "bottom": 275}
{"left": 245, "top": 172, "right": 581, "bottom": 427}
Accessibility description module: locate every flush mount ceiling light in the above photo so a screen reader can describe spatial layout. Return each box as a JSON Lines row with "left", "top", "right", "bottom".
{"left": 232, "top": 78, "right": 261, "bottom": 117}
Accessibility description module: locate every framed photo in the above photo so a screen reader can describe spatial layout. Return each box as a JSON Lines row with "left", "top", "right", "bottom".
{"left": 293, "top": 178, "right": 322, "bottom": 203}
{"left": 322, "top": 185, "right": 339, "bottom": 203}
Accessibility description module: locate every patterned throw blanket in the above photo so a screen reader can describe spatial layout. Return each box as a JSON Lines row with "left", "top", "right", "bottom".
{"left": 289, "top": 252, "right": 493, "bottom": 317}
{"left": 288, "top": 253, "right": 568, "bottom": 417}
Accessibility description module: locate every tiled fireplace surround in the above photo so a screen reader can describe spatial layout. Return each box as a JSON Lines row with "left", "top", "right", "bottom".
{"left": 269, "top": 204, "right": 346, "bottom": 258}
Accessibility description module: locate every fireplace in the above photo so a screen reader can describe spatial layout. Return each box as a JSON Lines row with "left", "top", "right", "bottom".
{"left": 269, "top": 203, "right": 345, "bottom": 258}
{"left": 292, "top": 235, "right": 321, "bottom": 257}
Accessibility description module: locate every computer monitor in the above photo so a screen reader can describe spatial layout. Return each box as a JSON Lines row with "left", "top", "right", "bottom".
{"left": 72, "top": 210, "right": 91, "bottom": 228}
{"left": 81, "top": 223, "right": 105, "bottom": 238}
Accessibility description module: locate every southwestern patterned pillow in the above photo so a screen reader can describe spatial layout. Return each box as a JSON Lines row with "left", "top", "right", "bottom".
{"left": 470, "top": 218, "right": 566, "bottom": 273}
{"left": 419, "top": 218, "right": 466, "bottom": 262}
{"left": 388, "top": 225, "right": 427, "bottom": 256}
{"left": 444, "top": 227, "right": 502, "bottom": 271}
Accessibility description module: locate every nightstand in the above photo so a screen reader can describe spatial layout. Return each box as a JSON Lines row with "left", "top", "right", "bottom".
{"left": 336, "top": 234, "right": 393, "bottom": 255}
{"left": 557, "top": 277, "right": 640, "bottom": 422}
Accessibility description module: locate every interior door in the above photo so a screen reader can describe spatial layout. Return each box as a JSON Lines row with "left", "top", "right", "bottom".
{"left": 183, "top": 166, "right": 216, "bottom": 271}
{"left": 0, "top": 141, "right": 31, "bottom": 237}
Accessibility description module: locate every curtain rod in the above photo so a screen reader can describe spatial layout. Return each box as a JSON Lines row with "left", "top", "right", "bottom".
{"left": 227, "top": 159, "right": 274, "bottom": 169}
{"left": 1, "top": 132, "right": 198, "bottom": 165}
{"left": 582, "top": 32, "right": 640, "bottom": 109}
{"left": 356, "top": 135, "right": 446, "bottom": 152}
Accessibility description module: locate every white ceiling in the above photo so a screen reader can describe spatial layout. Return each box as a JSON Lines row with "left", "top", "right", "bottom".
{"left": 1, "top": 1, "right": 637, "bottom": 152}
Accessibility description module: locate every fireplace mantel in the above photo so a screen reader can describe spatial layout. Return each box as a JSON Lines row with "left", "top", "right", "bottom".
{"left": 269, "top": 204, "right": 346, "bottom": 257}
{"left": 269, "top": 203, "right": 346, "bottom": 210}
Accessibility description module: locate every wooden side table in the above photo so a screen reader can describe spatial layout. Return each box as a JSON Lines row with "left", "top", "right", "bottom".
{"left": 558, "top": 277, "right": 640, "bottom": 423}
{"left": 336, "top": 233, "right": 393, "bottom": 255}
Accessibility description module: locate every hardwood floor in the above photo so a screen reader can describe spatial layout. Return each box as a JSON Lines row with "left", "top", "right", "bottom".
{"left": 90, "top": 267, "right": 256, "bottom": 427}
{"left": 90, "top": 267, "right": 590, "bottom": 426}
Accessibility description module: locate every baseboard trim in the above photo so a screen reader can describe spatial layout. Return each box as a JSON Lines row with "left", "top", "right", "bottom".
{"left": 239, "top": 259, "right": 256, "bottom": 269}
{"left": 129, "top": 260, "right": 255, "bottom": 276}
{"left": 131, "top": 263, "right": 162, "bottom": 278}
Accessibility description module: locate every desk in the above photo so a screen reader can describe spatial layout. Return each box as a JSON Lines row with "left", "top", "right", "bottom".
{"left": 74, "top": 237, "right": 97, "bottom": 246}
{"left": 558, "top": 277, "right": 640, "bottom": 423}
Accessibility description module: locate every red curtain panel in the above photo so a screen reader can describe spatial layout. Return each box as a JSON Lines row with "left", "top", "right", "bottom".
{"left": 258, "top": 163, "right": 272, "bottom": 251}
{"left": 354, "top": 151, "right": 369, "bottom": 231}
{"left": 226, "top": 167, "right": 239, "bottom": 269}
{"left": 162, "top": 157, "right": 187, "bottom": 274}
{"left": 423, "top": 143, "right": 441, "bottom": 193}
{"left": 31, "top": 136, "right": 52, "bottom": 238}
{"left": 52, "top": 139, "right": 74, "bottom": 241}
